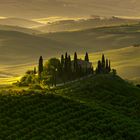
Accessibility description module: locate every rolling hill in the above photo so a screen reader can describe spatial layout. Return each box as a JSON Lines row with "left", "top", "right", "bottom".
{"left": 0, "top": 17, "right": 43, "bottom": 28}
{"left": 0, "top": 74, "right": 140, "bottom": 139}
{"left": 35, "top": 17, "right": 140, "bottom": 33}
{"left": 0, "top": 24, "right": 140, "bottom": 84}
{"left": 42, "top": 24, "right": 140, "bottom": 52}
{"left": 0, "top": 25, "right": 41, "bottom": 34}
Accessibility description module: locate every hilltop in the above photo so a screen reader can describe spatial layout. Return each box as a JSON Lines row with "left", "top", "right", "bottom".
{"left": 0, "top": 74, "right": 140, "bottom": 139}
{"left": 0, "top": 17, "right": 42, "bottom": 28}
{"left": 35, "top": 17, "right": 140, "bottom": 33}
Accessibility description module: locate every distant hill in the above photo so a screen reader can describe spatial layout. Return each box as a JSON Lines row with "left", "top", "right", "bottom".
{"left": 0, "top": 30, "right": 73, "bottom": 65}
{"left": 0, "top": 25, "right": 41, "bottom": 34}
{"left": 36, "top": 17, "right": 140, "bottom": 33}
{"left": 42, "top": 24, "right": 140, "bottom": 52}
{"left": 0, "top": 18, "right": 43, "bottom": 28}
{"left": 0, "top": 74, "right": 140, "bottom": 139}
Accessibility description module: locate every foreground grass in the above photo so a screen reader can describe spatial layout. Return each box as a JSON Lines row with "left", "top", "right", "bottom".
{"left": 0, "top": 74, "right": 140, "bottom": 139}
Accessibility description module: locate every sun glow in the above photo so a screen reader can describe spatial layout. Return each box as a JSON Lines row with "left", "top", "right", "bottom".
{"left": 0, "top": 17, "right": 7, "bottom": 19}
{"left": 33, "top": 16, "right": 88, "bottom": 24}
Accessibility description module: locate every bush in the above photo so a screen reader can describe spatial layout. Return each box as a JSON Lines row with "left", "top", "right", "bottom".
{"left": 136, "top": 84, "right": 140, "bottom": 88}
{"left": 29, "top": 84, "right": 43, "bottom": 90}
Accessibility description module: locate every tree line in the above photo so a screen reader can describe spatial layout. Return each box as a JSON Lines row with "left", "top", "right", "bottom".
{"left": 38, "top": 52, "right": 94, "bottom": 86}
{"left": 16, "top": 52, "right": 115, "bottom": 87}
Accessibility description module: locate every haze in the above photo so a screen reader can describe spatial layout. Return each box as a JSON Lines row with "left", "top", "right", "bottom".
{"left": 0, "top": 0, "right": 140, "bottom": 19}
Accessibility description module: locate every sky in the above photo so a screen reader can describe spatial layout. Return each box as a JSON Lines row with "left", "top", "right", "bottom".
{"left": 0, "top": 0, "right": 140, "bottom": 19}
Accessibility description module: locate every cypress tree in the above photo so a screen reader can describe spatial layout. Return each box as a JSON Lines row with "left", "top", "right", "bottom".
{"left": 38, "top": 56, "right": 43, "bottom": 77}
{"left": 91, "top": 66, "right": 94, "bottom": 74}
{"left": 85, "top": 52, "right": 89, "bottom": 62}
{"left": 34, "top": 67, "right": 37, "bottom": 74}
{"left": 61, "top": 54, "right": 64, "bottom": 70}
{"left": 64, "top": 52, "right": 68, "bottom": 73}
{"left": 68, "top": 55, "right": 72, "bottom": 79}
{"left": 74, "top": 52, "right": 78, "bottom": 73}
{"left": 96, "top": 60, "right": 102, "bottom": 74}
{"left": 68, "top": 55, "right": 72, "bottom": 70}
{"left": 65, "top": 52, "right": 68, "bottom": 60}
{"left": 101, "top": 54, "right": 105, "bottom": 69}
{"left": 105, "top": 59, "right": 109, "bottom": 73}
{"left": 108, "top": 60, "right": 111, "bottom": 72}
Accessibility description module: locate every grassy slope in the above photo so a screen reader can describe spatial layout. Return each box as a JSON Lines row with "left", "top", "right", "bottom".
{"left": 35, "top": 17, "right": 139, "bottom": 33}
{"left": 0, "top": 18, "right": 43, "bottom": 28}
{"left": 0, "top": 25, "right": 41, "bottom": 34}
{"left": 0, "top": 74, "right": 140, "bottom": 139}
{"left": 0, "top": 30, "right": 76, "bottom": 65}
{"left": 80, "top": 46, "right": 140, "bottom": 83}
{"left": 43, "top": 24, "right": 140, "bottom": 52}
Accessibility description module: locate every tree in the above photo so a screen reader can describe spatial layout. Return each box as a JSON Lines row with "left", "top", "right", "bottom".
{"left": 108, "top": 60, "right": 111, "bottom": 72}
{"left": 90, "top": 66, "right": 94, "bottom": 74}
{"left": 61, "top": 54, "right": 64, "bottom": 69}
{"left": 34, "top": 67, "right": 37, "bottom": 74}
{"left": 74, "top": 52, "right": 78, "bottom": 73}
{"left": 64, "top": 52, "right": 68, "bottom": 73}
{"left": 45, "top": 58, "right": 61, "bottom": 86}
{"left": 105, "top": 59, "right": 109, "bottom": 73}
{"left": 96, "top": 60, "right": 102, "bottom": 74}
{"left": 38, "top": 56, "right": 43, "bottom": 78}
{"left": 112, "top": 69, "right": 117, "bottom": 75}
{"left": 67, "top": 55, "right": 72, "bottom": 79}
{"left": 85, "top": 52, "right": 89, "bottom": 62}
{"left": 101, "top": 54, "right": 105, "bottom": 69}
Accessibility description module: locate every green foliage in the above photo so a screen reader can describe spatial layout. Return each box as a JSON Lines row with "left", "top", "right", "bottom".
{"left": 16, "top": 69, "right": 38, "bottom": 87}
{"left": 0, "top": 74, "right": 140, "bottom": 139}
{"left": 96, "top": 54, "right": 113, "bottom": 74}
{"left": 18, "top": 53, "right": 115, "bottom": 87}
{"left": 29, "top": 84, "right": 42, "bottom": 90}
{"left": 44, "top": 58, "right": 61, "bottom": 86}
{"left": 45, "top": 58, "right": 61, "bottom": 74}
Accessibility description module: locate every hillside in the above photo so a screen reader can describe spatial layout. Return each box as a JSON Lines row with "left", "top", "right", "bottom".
{"left": 0, "top": 30, "right": 73, "bottom": 65}
{"left": 42, "top": 24, "right": 140, "bottom": 52}
{"left": 0, "top": 18, "right": 43, "bottom": 28}
{"left": 0, "top": 74, "right": 140, "bottom": 139}
{"left": 81, "top": 46, "right": 140, "bottom": 83}
{"left": 0, "top": 25, "right": 41, "bottom": 34}
{"left": 0, "top": 24, "right": 140, "bottom": 84}
{"left": 36, "top": 17, "right": 140, "bottom": 33}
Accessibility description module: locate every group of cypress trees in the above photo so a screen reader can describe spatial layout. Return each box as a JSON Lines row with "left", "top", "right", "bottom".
{"left": 60, "top": 52, "right": 72, "bottom": 81}
{"left": 96, "top": 54, "right": 111, "bottom": 74}
{"left": 38, "top": 52, "right": 93, "bottom": 81}
{"left": 38, "top": 53, "right": 112, "bottom": 84}
{"left": 60, "top": 52, "right": 93, "bottom": 82}
{"left": 18, "top": 52, "right": 113, "bottom": 87}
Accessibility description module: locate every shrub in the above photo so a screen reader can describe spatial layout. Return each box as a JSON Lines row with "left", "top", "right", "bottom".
{"left": 29, "top": 84, "right": 43, "bottom": 90}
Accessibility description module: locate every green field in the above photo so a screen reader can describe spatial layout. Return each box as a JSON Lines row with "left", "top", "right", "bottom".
{"left": 0, "top": 74, "right": 140, "bottom": 139}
